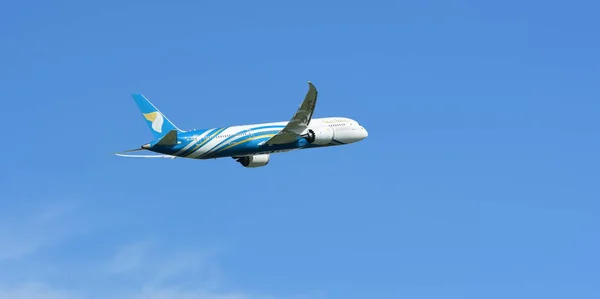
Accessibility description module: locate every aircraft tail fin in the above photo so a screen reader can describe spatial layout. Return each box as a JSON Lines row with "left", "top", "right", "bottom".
{"left": 131, "top": 94, "right": 183, "bottom": 140}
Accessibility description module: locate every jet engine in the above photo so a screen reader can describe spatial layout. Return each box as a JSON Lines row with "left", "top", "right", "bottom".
{"left": 303, "top": 127, "right": 334, "bottom": 145}
{"left": 236, "top": 154, "right": 270, "bottom": 168}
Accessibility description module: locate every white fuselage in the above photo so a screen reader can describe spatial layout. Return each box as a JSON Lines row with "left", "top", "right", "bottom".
{"left": 160, "top": 117, "right": 368, "bottom": 160}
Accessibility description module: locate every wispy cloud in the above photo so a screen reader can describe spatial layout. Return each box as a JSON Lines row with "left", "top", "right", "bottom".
{"left": 0, "top": 284, "right": 80, "bottom": 299}
{"left": 0, "top": 285, "right": 279, "bottom": 299}
{"left": 130, "top": 288, "right": 274, "bottom": 299}
{"left": 107, "top": 240, "right": 221, "bottom": 288}
{"left": 107, "top": 241, "right": 153, "bottom": 274}
{"left": 0, "top": 201, "right": 317, "bottom": 299}
{"left": 0, "top": 200, "right": 86, "bottom": 261}
{"left": 104, "top": 241, "right": 283, "bottom": 299}
{"left": 0, "top": 285, "right": 317, "bottom": 299}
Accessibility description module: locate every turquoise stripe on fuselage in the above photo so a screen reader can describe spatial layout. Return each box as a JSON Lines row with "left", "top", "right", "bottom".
{"left": 203, "top": 133, "right": 306, "bottom": 159}
{"left": 147, "top": 124, "right": 349, "bottom": 159}
{"left": 172, "top": 128, "right": 214, "bottom": 156}
{"left": 200, "top": 130, "right": 285, "bottom": 159}
{"left": 150, "top": 125, "right": 286, "bottom": 158}
{"left": 198, "top": 126, "right": 285, "bottom": 159}
{"left": 182, "top": 127, "right": 227, "bottom": 157}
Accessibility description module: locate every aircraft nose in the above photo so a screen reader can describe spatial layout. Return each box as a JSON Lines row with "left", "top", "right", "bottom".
{"left": 361, "top": 126, "right": 368, "bottom": 139}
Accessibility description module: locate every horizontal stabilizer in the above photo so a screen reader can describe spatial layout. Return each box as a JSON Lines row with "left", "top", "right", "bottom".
{"left": 121, "top": 148, "right": 145, "bottom": 153}
{"left": 115, "top": 153, "right": 177, "bottom": 159}
{"left": 155, "top": 129, "right": 178, "bottom": 146}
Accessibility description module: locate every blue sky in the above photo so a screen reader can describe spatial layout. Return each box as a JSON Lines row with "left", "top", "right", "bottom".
{"left": 1, "top": 0, "right": 599, "bottom": 298}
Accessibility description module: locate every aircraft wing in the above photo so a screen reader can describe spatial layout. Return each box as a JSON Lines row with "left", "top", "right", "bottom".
{"left": 265, "top": 81, "right": 318, "bottom": 145}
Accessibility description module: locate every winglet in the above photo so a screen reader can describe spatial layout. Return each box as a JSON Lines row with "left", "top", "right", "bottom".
{"left": 265, "top": 81, "right": 318, "bottom": 145}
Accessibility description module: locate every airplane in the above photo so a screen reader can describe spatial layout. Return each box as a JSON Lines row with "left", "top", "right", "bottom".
{"left": 116, "top": 82, "right": 368, "bottom": 167}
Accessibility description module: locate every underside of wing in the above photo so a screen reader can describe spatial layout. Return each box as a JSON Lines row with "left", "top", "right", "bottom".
{"left": 265, "top": 81, "right": 318, "bottom": 145}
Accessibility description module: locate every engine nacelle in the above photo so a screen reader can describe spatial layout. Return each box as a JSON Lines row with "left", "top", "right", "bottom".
{"left": 236, "top": 154, "right": 270, "bottom": 168}
{"left": 304, "top": 127, "right": 334, "bottom": 145}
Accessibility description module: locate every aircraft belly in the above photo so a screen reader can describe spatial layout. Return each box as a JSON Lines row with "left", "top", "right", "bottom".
{"left": 202, "top": 138, "right": 305, "bottom": 158}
